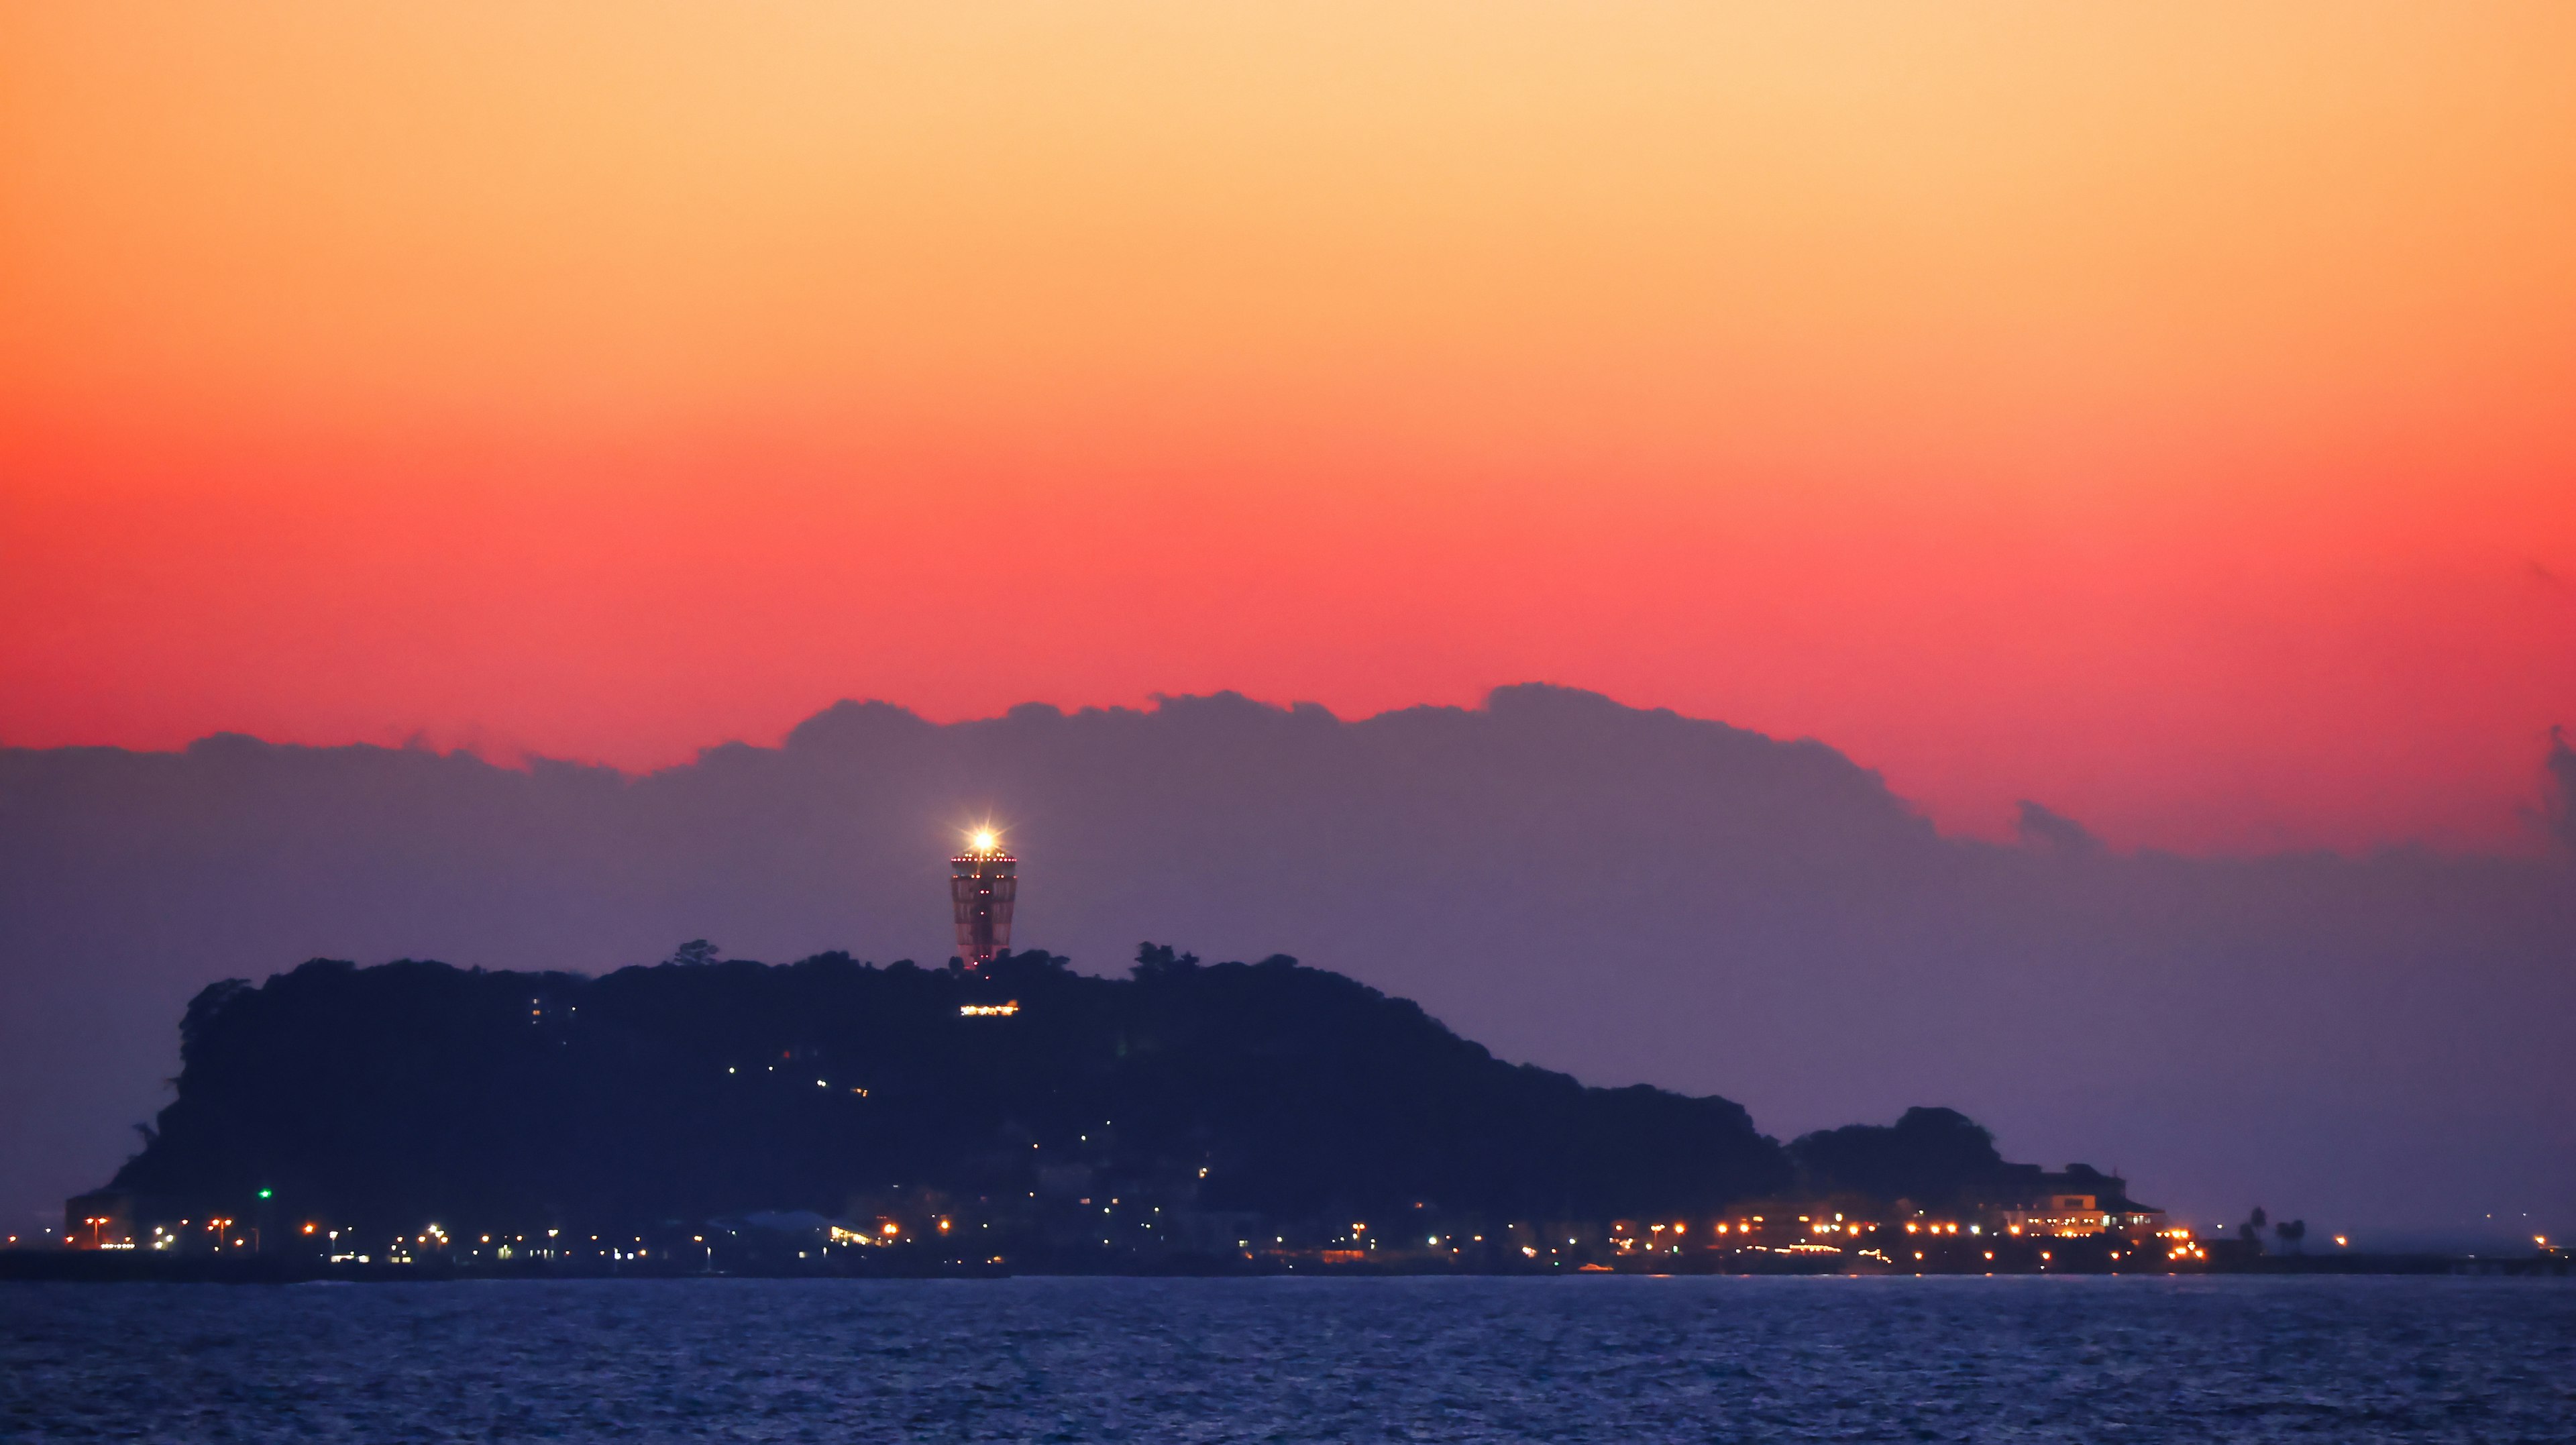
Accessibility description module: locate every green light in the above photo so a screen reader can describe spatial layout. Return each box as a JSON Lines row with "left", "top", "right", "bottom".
{"left": 257, "top": 1189, "right": 272, "bottom": 1199}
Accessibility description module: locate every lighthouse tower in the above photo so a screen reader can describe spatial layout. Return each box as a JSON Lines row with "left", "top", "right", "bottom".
{"left": 949, "top": 829, "right": 1017, "bottom": 970}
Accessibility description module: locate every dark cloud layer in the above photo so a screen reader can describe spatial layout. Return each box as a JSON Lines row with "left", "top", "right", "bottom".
{"left": 2550, "top": 727, "right": 2576, "bottom": 853}
{"left": 2013, "top": 800, "right": 2102, "bottom": 855}
{"left": 3, "top": 686, "right": 2569, "bottom": 1238}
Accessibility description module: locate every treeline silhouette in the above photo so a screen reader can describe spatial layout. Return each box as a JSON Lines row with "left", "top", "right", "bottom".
{"left": 108, "top": 947, "right": 2116, "bottom": 1233}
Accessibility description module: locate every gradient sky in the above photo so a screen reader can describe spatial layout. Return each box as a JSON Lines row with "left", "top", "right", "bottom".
{"left": 5, "top": 1, "right": 2573, "bottom": 853}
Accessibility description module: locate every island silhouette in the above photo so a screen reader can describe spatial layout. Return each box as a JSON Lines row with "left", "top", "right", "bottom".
{"left": 54, "top": 945, "right": 2188, "bottom": 1275}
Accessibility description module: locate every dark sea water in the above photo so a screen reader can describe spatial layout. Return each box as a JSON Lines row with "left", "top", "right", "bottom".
{"left": 3, "top": 1276, "right": 2571, "bottom": 1442}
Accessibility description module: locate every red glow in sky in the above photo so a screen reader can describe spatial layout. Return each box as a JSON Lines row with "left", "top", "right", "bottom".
{"left": 4, "top": 2, "right": 2572, "bottom": 852}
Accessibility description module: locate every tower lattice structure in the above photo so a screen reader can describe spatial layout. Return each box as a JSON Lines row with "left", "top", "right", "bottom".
{"left": 949, "top": 837, "right": 1017, "bottom": 970}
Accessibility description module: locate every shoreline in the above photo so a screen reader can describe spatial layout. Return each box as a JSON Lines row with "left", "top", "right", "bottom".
{"left": 5, "top": 1250, "right": 2565, "bottom": 1285}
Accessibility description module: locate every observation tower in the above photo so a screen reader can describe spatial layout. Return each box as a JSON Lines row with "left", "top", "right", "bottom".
{"left": 949, "top": 828, "right": 1017, "bottom": 971}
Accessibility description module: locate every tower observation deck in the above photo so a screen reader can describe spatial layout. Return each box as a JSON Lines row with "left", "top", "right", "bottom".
{"left": 949, "top": 829, "right": 1017, "bottom": 971}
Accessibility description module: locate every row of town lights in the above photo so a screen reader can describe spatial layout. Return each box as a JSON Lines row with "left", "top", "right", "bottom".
{"left": 72, "top": 1213, "right": 2136, "bottom": 1250}
{"left": 68, "top": 1187, "right": 2481, "bottom": 1268}
{"left": 45, "top": 1217, "right": 2363, "bottom": 1268}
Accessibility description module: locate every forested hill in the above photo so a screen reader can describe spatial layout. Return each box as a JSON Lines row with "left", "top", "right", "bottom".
{"left": 106, "top": 948, "right": 2108, "bottom": 1234}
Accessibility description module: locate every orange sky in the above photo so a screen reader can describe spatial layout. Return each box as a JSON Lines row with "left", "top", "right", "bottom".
{"left": 4, "top": 1, "right": 2573, "bottom": 852}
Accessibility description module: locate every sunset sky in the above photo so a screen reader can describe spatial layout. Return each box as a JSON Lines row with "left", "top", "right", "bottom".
{"left": 5, "top": 1, "right": 2572, "bottom": 853}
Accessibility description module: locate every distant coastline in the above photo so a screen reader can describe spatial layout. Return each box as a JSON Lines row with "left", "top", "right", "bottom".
{"left": 29, "top": 949, "right": 2566, "bottom": 1281}
{"left": 7, "top": 1246, "right": 2568, "bottom": 1283}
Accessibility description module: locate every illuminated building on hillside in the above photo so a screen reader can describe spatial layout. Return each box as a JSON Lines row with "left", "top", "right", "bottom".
{"left": 950, "top": 828, "right": 1017, "bottom": 971}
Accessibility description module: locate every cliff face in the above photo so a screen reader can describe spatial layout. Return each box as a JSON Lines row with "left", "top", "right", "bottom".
{"left": 112, "top": 951, "right": 1793, "bottom": 1230}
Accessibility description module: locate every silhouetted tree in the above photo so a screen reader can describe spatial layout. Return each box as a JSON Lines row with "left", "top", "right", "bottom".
{"left": 2239, "top": 1206, "right": 2268, "bottom": 1246}
{"left": 1132, "top": 942, "right": 1202, "bottom": 978}
{"left": 667, "top": 939, "right": 720, "bottom": 967}
{"left": 2275, "top": 1218, "right": 2306, "bottom": 1254}
{"left": 1787, "top": 1107, "right": 2006, "bottom": 1208}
